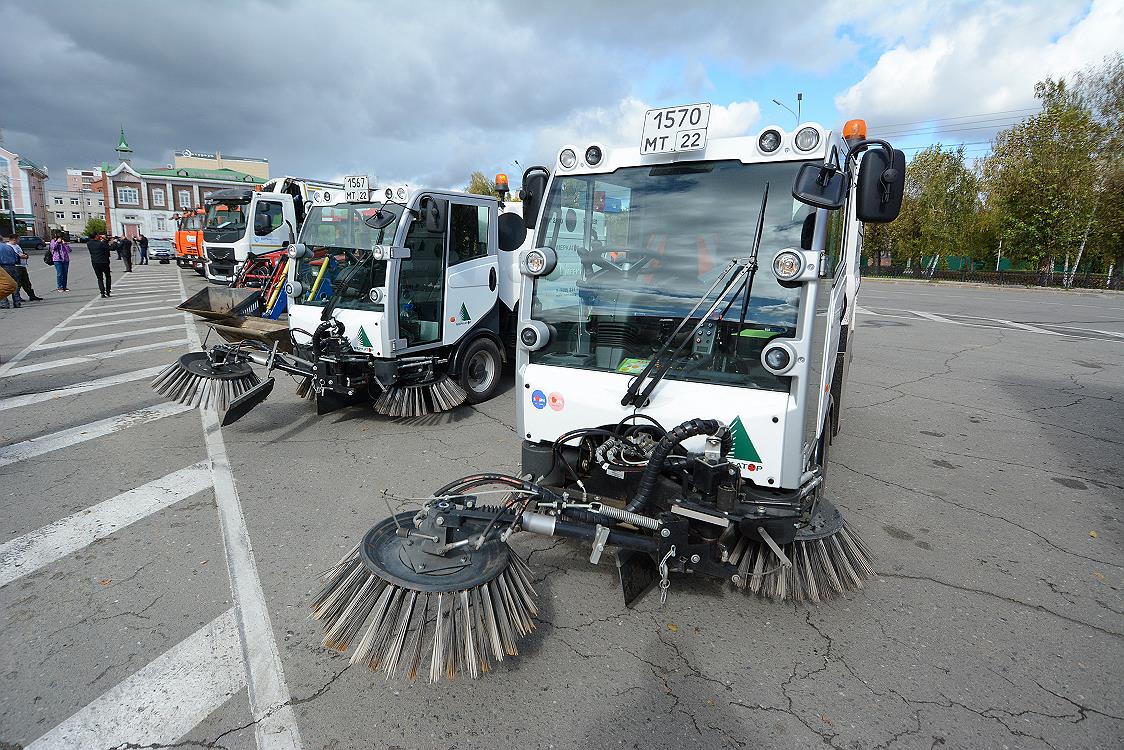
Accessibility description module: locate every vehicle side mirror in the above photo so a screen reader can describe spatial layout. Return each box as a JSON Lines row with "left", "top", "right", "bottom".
{"left": 855, "top": 147, "right": 906, "bottom": 223}
{"left": 519, "top": 166, "right": 549, "bottom": 230}
{"left": 792, "top": 163, "right": 849, "bottom": 210}
{"left": 254, "top": 213, "right": 272, "bottom": 233}
{"left": 497, "top": 211, "right": 528, "bottom": 252}
{"left": 420, "top": 195, "right": 446, "bottom": 233}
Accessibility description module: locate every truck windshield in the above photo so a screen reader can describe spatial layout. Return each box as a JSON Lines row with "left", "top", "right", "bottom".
{"left": 530, "top": 159, "right": 817, "bottom": 392}
{"left": 292, "top": 202, "right": 404, "bottom": 311}
{"left": 204, "top": 202, "right": 248, "bottom": 232}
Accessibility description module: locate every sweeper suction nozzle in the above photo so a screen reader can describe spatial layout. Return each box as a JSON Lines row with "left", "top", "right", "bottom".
{"left": 312, "top": 513, "right": 536, "bottom": 681}
{"left": 151, "top": 351, "right": 262, "bottom": 412}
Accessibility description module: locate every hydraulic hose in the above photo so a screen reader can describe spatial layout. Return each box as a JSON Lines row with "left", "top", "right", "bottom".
{"left": 625, "top": 418, "right": 730, "bottom": 514}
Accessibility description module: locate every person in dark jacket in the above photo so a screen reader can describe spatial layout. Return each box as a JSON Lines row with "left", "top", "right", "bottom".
{"left": 87, "top": 232, "right": 113, "bottom": 297}
{"left": 112, "top": 235, "right": 133, "bottom": 272}
{"left": 137, "top": 233, "right": 149, "bottom": 264}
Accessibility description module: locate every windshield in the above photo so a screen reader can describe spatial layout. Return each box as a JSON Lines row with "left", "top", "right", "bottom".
{"left": 204, "top": 202, "right": 248, "bottom": 232}
{"left": 292, "top": 202, "right": 404, "bottom": 311}
{"left": 530, "top": 159, "right": 816, "bottom": 392}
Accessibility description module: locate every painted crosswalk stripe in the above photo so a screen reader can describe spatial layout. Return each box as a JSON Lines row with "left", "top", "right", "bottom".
{"left": 90, "top": 298, "right": 180, "bottom": 310}
{"left": 109, "top": 286, "right": 181, "bottom": 294}
{"left": 33, "top": 324, "right": 185, "bottom": 351}
{"left": 0, "top": 402, "right": 193, "bottom": 468}
{"left": 0, "top": 366, "right": 168, "bottom": 413}
{"left": 0, "top": 339, "right": 191, "bottom": 377}
{"left": 75, "top": 306, "right": 181, "bottom": 320}
{"left": 58, "top": 312, "right": 182, "bottom": 331}
{"left": 908, "top": 310, "right": 958, "bottom": 324}
{"left": 26, "top": 609, "right": 246, "bottom": 750}
{"left": 0, "top": 463, "right": 211, "bottom": 587}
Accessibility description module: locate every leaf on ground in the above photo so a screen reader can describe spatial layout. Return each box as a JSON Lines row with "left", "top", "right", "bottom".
{"left": 98, "top": 578, "right": 111, "bottom": 585}
{"left": 1089, "top": 530, "right": 1098, "bottom": 538}
{"left": 666, "top": 623, "right": 679, "bottom": 632}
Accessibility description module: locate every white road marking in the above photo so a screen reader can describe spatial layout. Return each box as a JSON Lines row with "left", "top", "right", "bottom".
{"left": 993, "top": 318, "right": 1063, "bottom": 336}
{"left": 0, "top": 463, "right": 211, "bottom": 587}
{"left": 89, "top": 298, "right": 180, "bottom": 310}
{"left": 26, "top": 609, "right": 246, "bottom": 750}
{"left": 0, "top": 402, "right": 193, "bottom": 468}
{"left": 908, "top": 310, "right": 958, "bottom": 324}
{"left": 0, "top": 290, "right": 105, "bottom": 377}
{"left": 110, "top": 285, "right": 182, "bottom": 293}
{"left": 177, "top": 265, "right": 304, "bottom": 750}
{"left": 59, "top": 312, "right": 182, "bottom": 331}
{"left": 854, "top": 305, "right": 879, "bottom": 316}
{"left": 0, "top": 338, "right": 191, "bottom": 377}
{"left": 74, "top": 306, "right": 180, "bottom": 320}
{"left": 33, "top": 324, "right": 185, "bottom": 351}
{"left": 0, "top": 365, "right": 167, "bottom": 412}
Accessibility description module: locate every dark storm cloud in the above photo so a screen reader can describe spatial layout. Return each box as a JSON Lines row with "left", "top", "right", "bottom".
{"left": 1, "top": 0, "right": 854, "bottom": 190}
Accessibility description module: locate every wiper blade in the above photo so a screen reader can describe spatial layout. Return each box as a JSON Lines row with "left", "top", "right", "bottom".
{"left": 620, "top": 182, "right": 770, "bottom": 408}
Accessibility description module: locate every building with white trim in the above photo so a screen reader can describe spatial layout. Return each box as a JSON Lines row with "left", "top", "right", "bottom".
{"left": 0, "top": 145, "right": 49, "bottom": 237}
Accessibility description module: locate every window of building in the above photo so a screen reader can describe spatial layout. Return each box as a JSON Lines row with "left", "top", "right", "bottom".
{"left": 156, "top": 216, "right": 167, "bottom": 231}
{"left": 86, "top": 198, "right": 92, "bottom": 206}
{"left": 117, "top": 187, "right": 139, "bottom": 205}
{"left": 152, "top": 188, "right": 166, "bottom": 207}
{"left": 70, "top": 198, "right": 79, "bottom": 206}
{"left": 54, "top": 197, "right": 63, "bottom": 205}
{"left": 178, "top": 191, "right": 192, "bottom": 209}
{"left": 98, "top": 199, "right": 104, "bottom": 207}
{"left": 72, "top": 212, "right": 81, "bottom": 219}
{"left": 55, "top": 212, "right": 65, "bottom": 220}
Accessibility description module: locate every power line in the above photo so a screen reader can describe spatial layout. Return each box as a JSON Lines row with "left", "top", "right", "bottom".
{"left": 877, "top": 118, "right": 1030, "bottom": 138}
{"left": 866, "top": 106, "right": 1040, "bottom": 130}
{"left": 900, "top": 140, "right": 993, "bottom": 151}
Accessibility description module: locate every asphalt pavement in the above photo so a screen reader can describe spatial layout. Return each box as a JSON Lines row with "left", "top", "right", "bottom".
{"left": 1, "top": 263, "right": 1121, "bottom": 750}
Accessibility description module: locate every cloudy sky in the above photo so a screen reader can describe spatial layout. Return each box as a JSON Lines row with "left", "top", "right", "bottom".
{"left": 2, "top": 0, "right": 1120, "bottom": 191}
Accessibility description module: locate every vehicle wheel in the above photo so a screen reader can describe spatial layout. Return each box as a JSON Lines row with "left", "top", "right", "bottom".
{"left": 457, "top": 337, "right": 502, "bottom": 404}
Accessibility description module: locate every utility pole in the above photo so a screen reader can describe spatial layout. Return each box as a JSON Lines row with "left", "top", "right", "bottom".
{"left": 771, "top": 93, "right": 803, "bottom": 127}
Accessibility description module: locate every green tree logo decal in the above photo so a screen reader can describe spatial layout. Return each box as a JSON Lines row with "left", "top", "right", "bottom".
{"left": 729, "top": 416, "right": 762, "bottom": 463}
{"left": 458, "top": 303, "right": 471, "bottom": 323}
{"left": 356, "top": 326, "right": 374, "bottom": 349}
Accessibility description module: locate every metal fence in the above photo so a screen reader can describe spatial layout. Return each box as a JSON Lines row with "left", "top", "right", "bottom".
{"left": 863, "top": 265, "right": 1120, "bottom": 290}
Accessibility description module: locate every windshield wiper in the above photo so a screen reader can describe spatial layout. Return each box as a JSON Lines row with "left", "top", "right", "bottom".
{"left": 320, "top": 249, "right": 373, "bottom": 321}
{"left": 620, "top": 182, "right": 770, "bottom": 408}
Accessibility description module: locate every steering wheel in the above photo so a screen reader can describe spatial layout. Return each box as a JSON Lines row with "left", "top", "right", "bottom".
{"left": 576, "top": 242, "right": 655, "bottom": 277}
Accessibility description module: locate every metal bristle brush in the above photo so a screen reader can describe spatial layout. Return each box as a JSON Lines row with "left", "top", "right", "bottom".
{"left": 311, "top": 513, "right": 537, "bottom": 681}
{"left": 372, "top": 375, "right": 468, "bottom": 418}
{"left": 728, "top": 499, "right": 874, "bottom": 603}
{"left": 151, "top": 351, "right": 261, "bottom": 412}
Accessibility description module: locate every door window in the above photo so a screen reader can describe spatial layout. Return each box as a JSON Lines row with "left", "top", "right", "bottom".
{"left": 448, "top": 203, "right": 489, "bottom": 265}
{"left": 399, "top": 210, "right": 447, "bottom": 346}
{"left": 254, "top": 200, "right": 284, "bottom": 236}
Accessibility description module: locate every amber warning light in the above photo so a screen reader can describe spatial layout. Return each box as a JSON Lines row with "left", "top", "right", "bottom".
{"left": 495, "top": 173, "right": 509, "bottom": 193}
{"left": 843, "top": 119, "right": 867, "bottom": 144}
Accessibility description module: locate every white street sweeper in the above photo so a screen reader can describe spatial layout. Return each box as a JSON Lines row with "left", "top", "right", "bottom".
{"left": 304, "top": 108, "right": 907, "bottom": 682}
{"left": 153, "top": 177, "right": 534, "bottom": 421}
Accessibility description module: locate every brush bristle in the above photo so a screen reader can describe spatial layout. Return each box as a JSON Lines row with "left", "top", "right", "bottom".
{"left": 311, "top": 546, "right": 536, "bottom": 681}
{"left": 730, "top": 523, "right": 874, "bottom": 603}
{"left": 372, "top": 375, "right": 468, "bottom": 418}
{"left": 151, "top": 361, "right": 261, "bottom": 412}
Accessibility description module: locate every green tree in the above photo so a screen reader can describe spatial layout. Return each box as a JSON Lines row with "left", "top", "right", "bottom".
{"left": 84, "top": 217, "right": 106, "bottom": 236}
{"left": 1075, "top": 53, "right": 1124, "bottom": 287}
{"left": 981, "top": 78, "right": 1100, "bottom": 283}
{"left": 465, "top": 171, "right": 498, "bottom": 197}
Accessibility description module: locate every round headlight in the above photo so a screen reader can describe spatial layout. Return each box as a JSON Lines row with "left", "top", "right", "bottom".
{"left": 795, "top": 127, "right": 821, "bottom": 152}
{"left": 385, "top": 187, "right": 394, "bottom": 200}
{"left": 773, "top": 250, "right": 802, "bottom": 281}
{"left": 368, "top": 288, "right": 382, "bottom": 304}
{"left": 525, "top": 249, "right": 547, "bottom": 275}
{"left": 285, "top": 280, "right": 303, "bottom": 297}
{"left": 371, "top": 245, "right": 386, "bottom": 260}
{"left": 758, "top": 129, "right": 781, "bottom": 153}
{"left": 763, "top": 345, "right": 792, "bottom": 372}
{"left": 519, "top": 321, "right": 550, "bottom": 351}
{"left": 584, "top": 145, "right": 602, "bottom": 166}
{"left": 396, "top": 187, "right": 407, "bottom": 200}
{"left": 559, "top": 148, "right": 578, "bottom": 169}
{"left": 520, "top": 327, "right": 539, "bottom": 347}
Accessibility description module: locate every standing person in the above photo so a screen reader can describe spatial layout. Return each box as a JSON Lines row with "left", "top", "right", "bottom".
{"left": 50, "top": 230, "right": 71, "bottom": 292}
{"left": 0, "top": 235, "right": 22, "bottom": 309}
{"left": 12, "top": 235, "right": 44, "bottom": 301}
{"left": 137, "top": 233, "right": 149, "bottom": 264}
{"left": 87, "top": 231, "right": 113, "bottom": 297}
{"left": 114, "top": 234, "right": 133, "bottom": 272}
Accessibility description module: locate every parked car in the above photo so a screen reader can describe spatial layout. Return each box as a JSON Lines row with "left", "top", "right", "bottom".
{"left": 17, "top": 236, "right": 46, "bottom": 253}
{"left": 149, "top": 238, "right": 175, "bottom": 263}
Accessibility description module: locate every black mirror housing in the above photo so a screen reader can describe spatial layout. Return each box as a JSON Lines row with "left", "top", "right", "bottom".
{"left": 420, "top": 195, "right": 446, "bottom": 233}
{"left": 856, "top": 147, "right": 906, "bottom": 223}
{"left": 792, "top": 163, "right": 849, "bottom": 210}
{"left": 519, "top": 166, "right": 549, "bottom": 229}
{"left": 497, "top": 211, "right": 528, "bottom": 252}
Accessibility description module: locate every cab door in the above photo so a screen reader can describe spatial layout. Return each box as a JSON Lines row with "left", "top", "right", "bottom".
{"left": 441, "top": 199, "right": 496, "bottom": 346}
{"left": 249, "top": 196, "right": 291, "bottom": 255}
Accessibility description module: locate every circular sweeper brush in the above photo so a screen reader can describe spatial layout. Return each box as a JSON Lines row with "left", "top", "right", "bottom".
{"left": 151, "top": 352, "right": 261, "bottom": 412}
{"left": 372, "top": 375, "right": 468, "bottom": 418}
{"left": 728, "top": 499, "right": 874, "bottom": 604}
{"left": 311, "top": 513, "right": 537, "bottom": 682}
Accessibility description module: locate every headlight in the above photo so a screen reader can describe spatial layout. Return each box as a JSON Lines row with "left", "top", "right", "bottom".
{"left": 371, "top": 245, "right": 386, "bottom": 260}
{"left": 773, "top": 250, "right": 802, "bottom": 281}
{"left": 559, "top": 148, "right": 578, "bottom": 170}
{"left": 795, "top": 127, "right": 821, "bottom": 152}
{"left": 521, "top": 246, "right": 557, "bottom": 276}
{"left": 584, "top": 145, "right": 602, "bottom": 166}
{"left": 397, "top": 187, "right": 407, "bottom": 200}
{"left": 368, "top": 288, "right": 382, "bottom": 304}
{"left": 285, "top": 280, "right": 303, "bottom": 297}
{"left": 287, "top": 243, "right": 310, "bottom": 259}
{"left": 526, "top": 249, "right": 547, "bottom": 274}
{"left": 758, "top": 129, "right": 782, "bottom": 153}
{"left": 519, "top": 321, "right": 551, "bottom": 351}
{"left": 762, "top": 343, "right": 795, "bottom": 374}
{"left": 385, "top": 187, "right": 394, "bottom": 200}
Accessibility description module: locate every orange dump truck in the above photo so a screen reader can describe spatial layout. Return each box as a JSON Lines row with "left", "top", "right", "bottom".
{"left": 174, "top": 208, "right": 205, "bottom": 274}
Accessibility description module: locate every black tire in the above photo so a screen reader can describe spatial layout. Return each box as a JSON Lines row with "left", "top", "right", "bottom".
{"left": 457, "top": 337, "right": 502, "bottom": 404}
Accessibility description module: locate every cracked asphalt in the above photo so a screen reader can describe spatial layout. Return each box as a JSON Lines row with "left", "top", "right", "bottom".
{"left": 2, "top": 260, "right": 1122, "bottom": 749}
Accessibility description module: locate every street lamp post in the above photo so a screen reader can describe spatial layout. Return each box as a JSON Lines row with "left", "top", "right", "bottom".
{"left": 771, "top": 93, "right": 803, "bottom": 126}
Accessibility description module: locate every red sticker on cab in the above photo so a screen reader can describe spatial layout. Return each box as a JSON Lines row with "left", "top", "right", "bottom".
{"left": 548, "top": 392, "right": 565, "bottom": 411}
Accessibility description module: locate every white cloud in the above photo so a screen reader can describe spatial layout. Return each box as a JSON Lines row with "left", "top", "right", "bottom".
{"left": 834, "top": 0, "right": 1123, "bottom": 133}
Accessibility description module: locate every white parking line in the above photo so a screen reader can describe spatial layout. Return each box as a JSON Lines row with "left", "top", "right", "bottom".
{"left": 88, "top": 298, "right": 180, "bottom": 310}
{"left": 0, "top": 338, "right": 191, "bottom": 377}
{"left": 993, "top": 318, "right": 1063, "bottom": 336}
{"left": 176, "top": 264, "right": 303, "bottom": 749}
{"left": 110, "top": 285, "right": 182, "bottom": 293}
{"left": 26, "top": 609, "right": 246, "bottom": 750}
{"left": 0, "top": 365, "right": 167, "bottom": 412}
{"left": 59, "top": 313, "right": 182, "bottom": 331}
{"left": 33, "top": 324, "right": 185, "bottom": 351}
{"left": 908, "top": 310, "right": 958, "bottom": 324}
{"left": 0, "top": 463, "right": 211, "bottom": 587}
{"left": 0, "top": 293, "right": 104, "bottom": 377}
{"left": 74, "top": 306, "right": 180, "bottom": 320}
{"left": 0, "top": 402, "right": 192, "bottom": 468}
